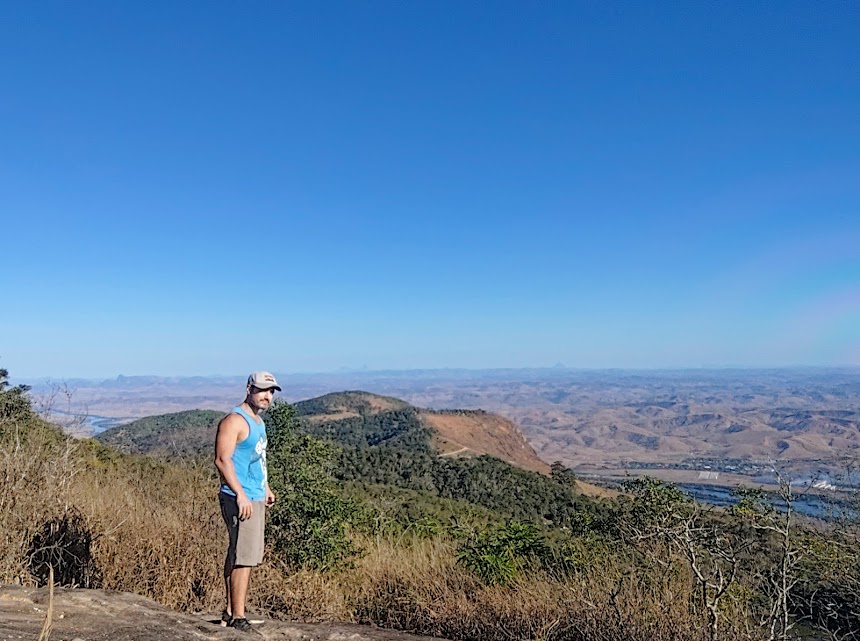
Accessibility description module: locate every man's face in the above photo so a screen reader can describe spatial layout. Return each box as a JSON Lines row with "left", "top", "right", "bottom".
{"left": 247, "top": 385, "right": 275, "bottom": 410}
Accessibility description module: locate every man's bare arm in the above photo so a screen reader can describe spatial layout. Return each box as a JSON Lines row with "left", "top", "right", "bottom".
{"left": 214, "top": 414, "right": 253, "bottom": 520}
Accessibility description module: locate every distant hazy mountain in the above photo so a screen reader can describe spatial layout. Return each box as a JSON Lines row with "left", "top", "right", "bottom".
{"left": 55, "top": 367, "right": 860, "bottom": 478}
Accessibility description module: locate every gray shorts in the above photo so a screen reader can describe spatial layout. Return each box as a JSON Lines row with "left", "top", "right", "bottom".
{"left": 219, "top": 492, "right": 266, "bottom": 567}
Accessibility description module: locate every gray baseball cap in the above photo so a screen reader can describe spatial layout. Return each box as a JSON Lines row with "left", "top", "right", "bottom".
{"left": 247, "top": 371, "right": 282, "bottom": 391}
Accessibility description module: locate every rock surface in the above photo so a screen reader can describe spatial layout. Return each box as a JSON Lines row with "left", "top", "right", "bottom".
{"left": 0, "top": 585, "right": 447, "bottom": 641}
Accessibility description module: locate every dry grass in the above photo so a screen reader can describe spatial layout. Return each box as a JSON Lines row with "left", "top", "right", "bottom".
{"left": 0, "top": 419, "right": 765, "bottom": 641}
{"left": 0, "top": 423, "right": 82, "bottom": 585}
{"left": 73, "top": 460, "right": 223, "bottom": 609}
{"left": 344, "top": 535, "right": 723, "bottom": 641}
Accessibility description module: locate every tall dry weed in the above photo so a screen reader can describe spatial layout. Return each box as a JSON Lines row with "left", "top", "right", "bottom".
{"left": 69, "top": 456, "right": 224, "bottom": 610}
{"left": 0, "top": 422, "right": 82, "bottom": 585}
{"left": 343, "top": 534, "right": 742, "bottom": 641}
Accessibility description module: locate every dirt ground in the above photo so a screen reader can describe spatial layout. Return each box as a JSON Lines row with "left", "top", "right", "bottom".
{"left": 0, "top": 585, "right": 447, "bottom": 641}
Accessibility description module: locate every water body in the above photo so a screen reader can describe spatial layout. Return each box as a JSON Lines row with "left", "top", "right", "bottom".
{"left": 86, "top": 415, "right": 126, "bottom": 433}
{"left": 678, "top": 483, "right": 856, "bottom": 521}
{"left": 48, "top": 410, "right": 128, "bottom": 434}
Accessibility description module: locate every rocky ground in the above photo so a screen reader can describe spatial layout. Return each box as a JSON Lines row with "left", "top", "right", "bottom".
{"left": 0, "top": 585, "right": 446, "bottom": 641}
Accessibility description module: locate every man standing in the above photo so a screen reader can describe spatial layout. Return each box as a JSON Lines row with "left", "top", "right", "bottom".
{"left": 214, "top": 371, "right": 280, "bottom": 633}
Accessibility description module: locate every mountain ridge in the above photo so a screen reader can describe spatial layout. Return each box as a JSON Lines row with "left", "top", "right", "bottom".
{"left": 95, "top": 391, "right": 549, "bottom": 474}
{"left": 40, "top": 369, "right": 860, "bottom": 478}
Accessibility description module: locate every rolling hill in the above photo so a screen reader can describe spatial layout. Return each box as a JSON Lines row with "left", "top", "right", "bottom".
{"left": 95, "top": 409, "right": 222, "bottom": 455}
{"left": 96, "top": 391, "right": 548, "bottom": 474}
{"left": 295, "top": 391, "right": 549, "bottom": 473}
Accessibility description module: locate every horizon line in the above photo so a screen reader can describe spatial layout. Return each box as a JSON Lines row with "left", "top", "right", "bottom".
{"left": 15, "top": 363, "right": 860, "bottom": 384}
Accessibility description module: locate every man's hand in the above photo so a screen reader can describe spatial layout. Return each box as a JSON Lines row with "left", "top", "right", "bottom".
{"left": 237, "top": 493, "right": 253, "bottom": 520}
{"left": 265, "top": 486, "right": 276, "bottom": 507}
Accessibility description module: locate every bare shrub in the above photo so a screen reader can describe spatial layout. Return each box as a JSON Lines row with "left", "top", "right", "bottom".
{"left": 0, "top": 420, "right": 81, "bottom": 584}
{"left": 28, "top": 508, "right": 98, "bottom": 588}
{"left": 31, "top": 380, "right": 89, "bottom": 436}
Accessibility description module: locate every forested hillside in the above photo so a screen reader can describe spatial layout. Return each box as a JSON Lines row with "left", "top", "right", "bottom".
{"left": 96, "top": 409, "right": 222, "bottom": 454}
{"left": 297, "top": 391, "right": 549, "bottom": 471}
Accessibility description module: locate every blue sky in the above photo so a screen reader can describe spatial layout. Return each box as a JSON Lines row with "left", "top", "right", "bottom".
{"left": 2, "top": 1, "right": 858, "bottom": 378}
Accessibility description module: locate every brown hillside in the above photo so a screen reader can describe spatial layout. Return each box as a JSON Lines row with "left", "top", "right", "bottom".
{"left": 420, "top": 409, "right": 550, "bottom": 474}
{"left": 418, "top": 409, "right": 612, "bottom": 496}
{"left": 295, "top": 392, "right": 619, "bottom": 495}
{"left": 295, "top": 392, "right": 554, "bottom": 477}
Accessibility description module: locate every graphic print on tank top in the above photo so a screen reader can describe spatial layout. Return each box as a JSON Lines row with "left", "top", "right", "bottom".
{"left": 255, "top": 433, "right": 268, "bottom": 489}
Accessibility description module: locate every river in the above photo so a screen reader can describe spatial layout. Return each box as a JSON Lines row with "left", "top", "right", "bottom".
{"left": 47, "top": 410, "right": 129, "bottom": 434}
{"left": 677, "top": 482, "right": 856, "bottom": 521}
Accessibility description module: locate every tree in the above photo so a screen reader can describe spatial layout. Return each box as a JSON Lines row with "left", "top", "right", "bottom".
{"left": 550, "top": 460, "right": 577, "bottom": 488}
{"left": 621, "top": 477, "right": 746, "bottom": 641}
{"left": 0, "top": 366, "right": 33, "bottom": 423}
{"left": 731, "top": 472, "right": 805, "bottom": 641}
{"left": 264, "top": 400, "right": 362, "bottom": 570}
{"left": 804, "top": 461, "right": 860, "bottom": 640}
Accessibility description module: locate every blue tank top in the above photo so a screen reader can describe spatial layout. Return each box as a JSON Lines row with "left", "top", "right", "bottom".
{"left": 220, "top": 406, "right": 268, "bottom": 501}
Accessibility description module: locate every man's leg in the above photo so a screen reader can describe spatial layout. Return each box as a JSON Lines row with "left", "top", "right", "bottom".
{"left": 219, "top": 492, "right": 240, "bottom": 622}
{"left": 223, "top": 556, "right": 234, "bottom": 619}
{"left": 226, "top": 499, "right": 264, "bottom": 626}
{"left": 229, "top": 566, "right": 252, "bottom": 619}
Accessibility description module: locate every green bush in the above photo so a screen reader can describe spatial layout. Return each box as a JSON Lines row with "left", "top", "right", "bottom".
{"left": 265, "top": 400, "right": 364, "bottom": 571}
{"left": 457, "top": 520, "right": 547, "bottom": 585}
